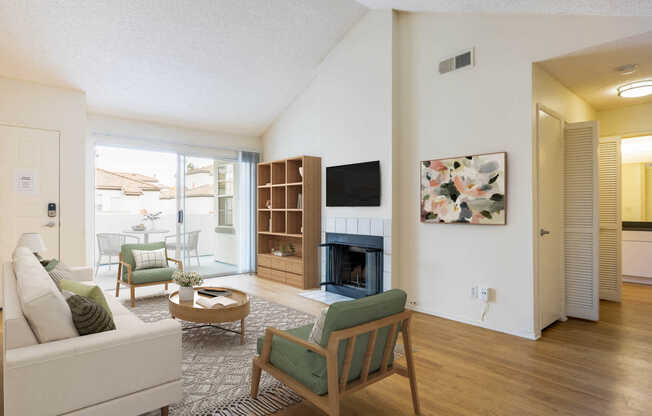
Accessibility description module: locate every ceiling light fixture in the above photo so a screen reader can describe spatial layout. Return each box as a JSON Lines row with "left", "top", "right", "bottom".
{"left": 618, "top": 80, "right": 652, "bottom": 98}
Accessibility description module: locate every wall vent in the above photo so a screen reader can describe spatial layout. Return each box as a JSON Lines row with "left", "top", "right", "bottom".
{"left": 439, "top": 48, "right": 474, "bottom": 75}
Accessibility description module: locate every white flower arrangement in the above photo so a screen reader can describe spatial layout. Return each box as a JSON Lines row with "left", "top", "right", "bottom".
{"left": 172, "top": 271, "right": 203, "bottom": 288}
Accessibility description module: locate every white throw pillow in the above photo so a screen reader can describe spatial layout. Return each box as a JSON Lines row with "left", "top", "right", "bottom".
{"left": 132, "top": 248, "right": 167, "bottom": 270}
{"left": 308, "top": 307, "right": 329, "bottom": 345}
{"left": 13, "top": 251, "right": 78, "bottom": 343}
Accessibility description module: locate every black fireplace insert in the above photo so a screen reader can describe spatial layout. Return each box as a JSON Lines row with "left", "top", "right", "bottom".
{"left": 320, "top": 233, "right": 383, "bottom": 299}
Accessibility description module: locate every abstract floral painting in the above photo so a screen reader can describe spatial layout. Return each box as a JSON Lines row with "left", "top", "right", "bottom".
{"left": 420, "top": 152, "right": 506, "bottom": 224}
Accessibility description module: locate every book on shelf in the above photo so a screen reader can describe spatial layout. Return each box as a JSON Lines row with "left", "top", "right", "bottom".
{"left": 196, "top": 295, "right": 238, "bottom": 309}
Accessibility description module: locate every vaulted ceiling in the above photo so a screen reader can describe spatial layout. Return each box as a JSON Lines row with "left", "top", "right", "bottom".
{"left": 0, "top": 0, "right": 367, "bottom": 136}
{"left": 358, "top": 0, "right": 652, "bottom": 16}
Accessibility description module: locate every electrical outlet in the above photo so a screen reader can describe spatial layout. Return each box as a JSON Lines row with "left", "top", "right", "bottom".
{"left": 479, "top": 287, "right": 490, "bottom": 302}
{"left": 408, "top": 300, "right": 417, "bottom": 307}
{"left": 470, "top": 286, "right": 478, "bottom": 298}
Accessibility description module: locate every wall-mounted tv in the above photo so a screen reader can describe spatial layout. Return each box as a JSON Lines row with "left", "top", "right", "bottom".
{"left": 326, "top": 161, "right": 381, "bottom": 207}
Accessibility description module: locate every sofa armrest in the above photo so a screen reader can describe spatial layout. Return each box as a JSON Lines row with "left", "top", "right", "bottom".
{"left": 5, "top": 319, "right": 182, "bottom": 416}
{"left": 68, "top": 266, "right": 93, "bottom": 282}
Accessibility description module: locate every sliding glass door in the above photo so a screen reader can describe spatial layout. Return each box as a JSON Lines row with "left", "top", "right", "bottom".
{"left": 93, "top": 144, "right": 257, "bottom": 287}
{"left": 178, "top": 155, "right": 239, "bottom": 276}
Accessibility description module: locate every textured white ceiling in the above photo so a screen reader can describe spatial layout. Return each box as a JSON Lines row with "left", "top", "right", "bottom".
{"left": 357, "top": 0, "right": 652, "bottom": 15}
{"left": 538, "top": 31, "right": 652, "bottom": 111}
{"left": 0, "top": 0, "right": 367, "bottom": 136}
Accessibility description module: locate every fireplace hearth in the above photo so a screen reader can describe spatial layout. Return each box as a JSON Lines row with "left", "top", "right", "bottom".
{"left": 320, "top": 233, "right": 383, "bottom": 298}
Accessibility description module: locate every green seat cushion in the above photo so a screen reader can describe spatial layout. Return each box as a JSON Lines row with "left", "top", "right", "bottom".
{"left": 257, "top": 324, "right": 328, "bottom": 395}
{"left": 129, "top": 267, "right": 176, "bottom": 284}
{"left": 60, "top": 279, "right": 113, "bottom": 317}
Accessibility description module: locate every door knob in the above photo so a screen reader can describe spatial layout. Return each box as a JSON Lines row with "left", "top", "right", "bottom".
{"left": 44, "top": 221, "right": 56, "bottom": 228}
{"left": 540, "top": 228, "right": 550, "bottom": 237}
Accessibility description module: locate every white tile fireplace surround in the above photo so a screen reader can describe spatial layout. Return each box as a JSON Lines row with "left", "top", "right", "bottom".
{"left": 321, "top": 217, "right": 392, "bottom": 291}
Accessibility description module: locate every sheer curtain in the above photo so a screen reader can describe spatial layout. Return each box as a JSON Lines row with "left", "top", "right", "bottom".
{"left": 238, "top": 151, "right": 260, "bottom": 273}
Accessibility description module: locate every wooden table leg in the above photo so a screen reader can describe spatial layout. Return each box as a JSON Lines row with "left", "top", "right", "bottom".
{"left": 241, "top": 318, "right": 245, "bottom": 345}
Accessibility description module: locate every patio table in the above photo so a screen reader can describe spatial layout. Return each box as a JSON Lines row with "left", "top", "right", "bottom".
{"left": 123, "top": 228, "right": 170, "bottom": 244}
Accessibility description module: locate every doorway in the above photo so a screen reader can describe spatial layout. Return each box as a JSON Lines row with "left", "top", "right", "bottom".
{"left": 535, "top": 105, "right": 566, "bottom": 330}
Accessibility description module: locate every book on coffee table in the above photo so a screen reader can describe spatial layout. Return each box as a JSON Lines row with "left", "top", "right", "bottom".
{"left": 196, "top": 295, "right": 237, "bottom": 309}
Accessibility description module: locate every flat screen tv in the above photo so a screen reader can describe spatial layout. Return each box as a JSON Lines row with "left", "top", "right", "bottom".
{"left": 327, "top": 161, "right": 380, "bottom": 207}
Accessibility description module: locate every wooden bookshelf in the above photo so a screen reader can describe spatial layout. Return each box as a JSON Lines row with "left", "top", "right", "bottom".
{"left": 256, "top": 156, "right": 321, "bottom": 289}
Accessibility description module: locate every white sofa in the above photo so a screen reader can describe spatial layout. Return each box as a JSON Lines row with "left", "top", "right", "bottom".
{"left": 3, "top": 251, "right": 183, "bottom": 416}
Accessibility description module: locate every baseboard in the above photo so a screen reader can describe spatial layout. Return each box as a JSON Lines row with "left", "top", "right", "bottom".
{"left": 407, "top": 305, "right": 539, "bottom": 340}
{"left": 623, "top": 275, "right": 652, "bottom": 286}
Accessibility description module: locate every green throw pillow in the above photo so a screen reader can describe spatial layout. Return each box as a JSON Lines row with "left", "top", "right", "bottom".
{"left": 42, "top": 258, "right": 59, "bottom": 272}
{"left": 60, "top": 280, "right": 113, "bottom": 317}
{"left": 63, "top": 292, "right": 116, "bottom": 336}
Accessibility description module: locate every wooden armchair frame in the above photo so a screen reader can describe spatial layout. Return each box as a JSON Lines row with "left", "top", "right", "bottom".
{"left": 116, "top": 253, "right": 183, "bottom": 307}
{"left": 251, "top": 310, "right": 420, "bottom": 416}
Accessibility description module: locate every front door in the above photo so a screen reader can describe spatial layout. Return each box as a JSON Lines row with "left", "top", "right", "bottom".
{"left": 0, "top": 125, "right": 60, "bottom": 263}
{"left": 537, "top": 107, "right": 565, "bottom": 330}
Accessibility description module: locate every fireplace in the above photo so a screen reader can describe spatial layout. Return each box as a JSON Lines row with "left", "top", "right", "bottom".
{"left": 320, "top": 233, "right": 383, "bottom": 299}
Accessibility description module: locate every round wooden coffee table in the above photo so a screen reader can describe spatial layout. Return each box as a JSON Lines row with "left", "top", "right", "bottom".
{"left": 168, "top": 287, "right": 250, "bottom": 344}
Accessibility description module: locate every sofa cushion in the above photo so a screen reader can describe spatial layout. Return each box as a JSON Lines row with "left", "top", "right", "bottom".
{"left": 113, "top": 314, "right": 145, "bottom": 330}
{"left": 60, "top": 279, "right": 113, "bottom": 317}
{"left": 13, "top": 250, "right": 79, "bottom": 343}
{"left": 2, "top": 263, "right": 38, "bottom": 349}
{"left": 43, "top": 259, "right": 75, "bottom": 287}
{"left": 257, "top": 324, "right": 328, "bottom": 395}
{"left": 130, "top": 267, "right": 176, "bottom": 284}
{"left": 64, "top": 292, "right": 116, "bottom": 336}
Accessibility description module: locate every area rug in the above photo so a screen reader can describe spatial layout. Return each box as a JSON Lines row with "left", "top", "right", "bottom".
{"left": 126, "top": 294, "right": 315, "bottom": 416}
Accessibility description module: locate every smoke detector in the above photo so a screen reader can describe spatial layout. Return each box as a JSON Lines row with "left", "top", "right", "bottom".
{"left": 616, "top": 64, "right": 639, "bottom": 75}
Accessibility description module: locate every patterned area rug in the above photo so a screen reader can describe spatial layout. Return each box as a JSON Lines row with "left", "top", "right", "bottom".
{"left": 126, "top": 294, "right": 315, "bottom": 415}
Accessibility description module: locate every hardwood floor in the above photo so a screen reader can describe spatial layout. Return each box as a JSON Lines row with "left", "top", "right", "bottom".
{"left": 2, "top": 278, "right": 651, "bottom": 416}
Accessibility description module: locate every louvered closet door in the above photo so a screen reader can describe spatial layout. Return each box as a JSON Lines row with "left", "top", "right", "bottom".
{"left": 564, "top": 121, "right": 599, "bottom": 321}
{"left": 598, "top": 137, "right": 621, "bottom": 302}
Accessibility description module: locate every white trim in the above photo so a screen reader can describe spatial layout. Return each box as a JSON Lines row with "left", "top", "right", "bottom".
{"left": 407, "top": 305, "right": 539, "bottom": 341}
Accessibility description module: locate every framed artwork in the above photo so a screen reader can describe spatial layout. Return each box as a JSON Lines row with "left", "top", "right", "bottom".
{"left": 420, "top": 152, "right": 506, "bottom": 225}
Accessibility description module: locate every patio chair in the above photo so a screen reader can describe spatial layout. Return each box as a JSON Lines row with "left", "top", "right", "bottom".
{"left": 117, "top": 242, "right": 183, "bottom": 307}
{"left": 164, "top": 230, "right": 201, "bottom": 266}
{"left": 96, "top": 233, "right": 140, "bottom": 277}
{"left": 251, "top": 289, "right": 420, "bottom": 416}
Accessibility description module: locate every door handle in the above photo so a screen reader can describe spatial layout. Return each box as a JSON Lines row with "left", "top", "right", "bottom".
{"left": 44, "top": 221, "right": 56, "bottom": 228}
{"left": 540, "top": 228, "right": 550, "bottom": 237}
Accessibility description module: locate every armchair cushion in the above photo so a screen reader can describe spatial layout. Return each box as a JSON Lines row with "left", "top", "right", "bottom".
{"left": 256, "top": 324, "right": 328, "bottom": 395}
{"left": 130, "top": 267, "right": 176, "bottom": 284}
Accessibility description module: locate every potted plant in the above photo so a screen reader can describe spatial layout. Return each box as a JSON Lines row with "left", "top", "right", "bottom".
{"left": 173, "top": 271, "right": 203, "bottom": 302}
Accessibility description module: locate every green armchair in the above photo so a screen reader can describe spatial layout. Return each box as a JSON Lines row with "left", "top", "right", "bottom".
{"left": 251, "top": 289, "right": 420, "bottom": 416}
{"left": 116, "top": 242, "right": 183, "bottom": 307}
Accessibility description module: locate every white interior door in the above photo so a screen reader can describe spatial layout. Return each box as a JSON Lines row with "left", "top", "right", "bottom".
{"left": 537, "top": 106, "right": 565, "bottom": 329}
{"left": 0, "top": 125, "right": 60, "bottom": 262}
{"left": 598, "top": 137, "right": 622, "bottom": 302}
{"left": 564, "top": 121, "right": 599, "bottom": 321}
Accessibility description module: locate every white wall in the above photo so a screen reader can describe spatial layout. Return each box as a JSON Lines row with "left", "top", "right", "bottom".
{"left": 0, "top": 77, "right": 87, "bottom": 265}
{"left": 262, "top": 10, "right": 395, "bottom": 220}
{"left": 598, "top": 102, "right": 652, "bottom": 137}
{"left": 396, "top": 13, "right": 652, "bottom": 339}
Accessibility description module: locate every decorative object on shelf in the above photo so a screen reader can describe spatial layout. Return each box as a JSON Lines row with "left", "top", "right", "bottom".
{"left": 140, "top": 209, "right": 163, "bottom": 229}
{"left": 298, "top": 166, "right": 303, "bottom": 179}
{"left": 131, "top": 224, "right": 146, "bottom": 231}
{"left": 265, "top": 199, "right": 272, "bottom": 209}
{"left": 420, "top": 152, "right": 506, "bottom": 225}
{"left": 173, "top": 271, "right": 204, "bottom": 302}
{"left": 272, "top": 243, "right": 295, "bottom": 257}
{"left": 297, "top": 192, "right": 302, "bottom": 209}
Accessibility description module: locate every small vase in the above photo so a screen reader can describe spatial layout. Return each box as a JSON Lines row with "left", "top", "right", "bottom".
{"left": 179, "top": 286, "right": 195, "bottom": 302}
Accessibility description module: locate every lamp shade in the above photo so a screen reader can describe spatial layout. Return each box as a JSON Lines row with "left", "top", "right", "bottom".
{"left": 17, "top": 233, "right": 47, "bottom": 253}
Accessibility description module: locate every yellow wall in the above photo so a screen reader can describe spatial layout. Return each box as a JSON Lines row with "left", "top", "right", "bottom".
{"left": 622, "top": 163, "right": 646, "bottom": 221}
{"left": 598, "top": 102, "right": 652, "bottom": 137}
